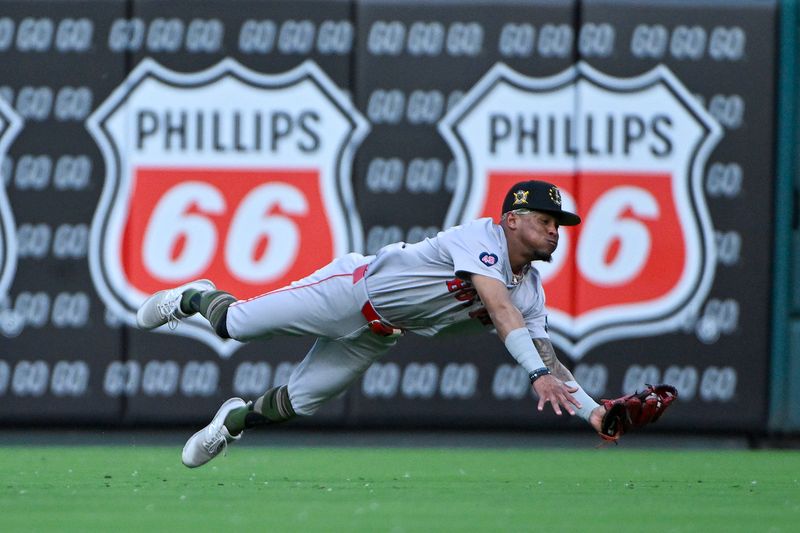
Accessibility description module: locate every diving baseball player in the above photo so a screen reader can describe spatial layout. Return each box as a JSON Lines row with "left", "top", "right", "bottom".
{"left": 136, "top": 180, "right": 674, "bottom": 468}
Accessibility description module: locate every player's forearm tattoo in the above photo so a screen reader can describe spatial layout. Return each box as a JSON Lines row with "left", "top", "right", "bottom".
{"left": 532, "top": 337, "right": 557, "bottom": 367}
{"left": 532, "top": 337, "right": 574, "bottom": 382}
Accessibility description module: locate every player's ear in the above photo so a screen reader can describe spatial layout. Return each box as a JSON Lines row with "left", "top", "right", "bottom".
{"left": 504, "top": 212, "right": 518, "bottom": 229}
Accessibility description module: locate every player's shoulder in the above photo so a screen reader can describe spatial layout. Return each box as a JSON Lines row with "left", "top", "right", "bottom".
{"left": 443, "top": 217, "right": 498, "bottom": 239}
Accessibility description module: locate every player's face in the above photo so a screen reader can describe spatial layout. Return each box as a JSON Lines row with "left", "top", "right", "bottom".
{"left": 515, "top": 210, "right": 559, "bottom": 262}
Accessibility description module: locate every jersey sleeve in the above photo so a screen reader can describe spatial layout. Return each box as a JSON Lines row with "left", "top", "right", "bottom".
{"left": 438, "top": 219, "right": 506, "bottom": 283}
{"left": 523, "top": 304, "right": 549, "bottom": 339}
{"left": 515, "top": 270, "right": 549, "bottom": 339}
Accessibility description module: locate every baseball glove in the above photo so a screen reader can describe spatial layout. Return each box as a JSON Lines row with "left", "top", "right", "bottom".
{"left": 599, "top": 384, "right": 678, "bottom": 442}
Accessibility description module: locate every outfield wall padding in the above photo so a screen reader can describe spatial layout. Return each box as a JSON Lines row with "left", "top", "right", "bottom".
{"left": 0, "top": 0, "right": 781, "bottom": 432}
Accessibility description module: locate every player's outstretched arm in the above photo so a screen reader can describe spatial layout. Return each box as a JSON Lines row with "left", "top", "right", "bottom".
{"left": 532, "top": 337, "right": 576, "bottom": 382}
{"left": 469, "top": 274, "right": 526, "bottom": 337}
{"left": 532, "top": 337, "right": 604, "bottom": 427}
{"left": 471, "top": 274, "right": 581, "bottom": 416}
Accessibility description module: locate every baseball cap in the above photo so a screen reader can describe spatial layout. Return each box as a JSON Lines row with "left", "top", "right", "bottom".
{"left": 501, "top": 180, "right": 581, "bottom": 226}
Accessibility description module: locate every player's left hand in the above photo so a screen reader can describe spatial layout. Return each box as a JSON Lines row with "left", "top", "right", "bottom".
{"left": 532, "top": 375, "right": 580, "bottom": 416}
{"left": 598, "top": 384, "right": 678, "bottom": 442}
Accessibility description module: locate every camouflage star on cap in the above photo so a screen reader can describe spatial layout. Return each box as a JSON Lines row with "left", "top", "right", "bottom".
{"left": 512, "top": 190, "right": 529, "bottom": 206}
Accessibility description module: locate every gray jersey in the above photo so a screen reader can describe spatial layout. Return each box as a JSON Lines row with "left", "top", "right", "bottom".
{"left": 365, "top": 218, "right": 549, "bottom": 338}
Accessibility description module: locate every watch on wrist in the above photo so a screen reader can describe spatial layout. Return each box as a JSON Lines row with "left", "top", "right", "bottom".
{"left": 528, "top": 366, "right": 551, "bottom": 384}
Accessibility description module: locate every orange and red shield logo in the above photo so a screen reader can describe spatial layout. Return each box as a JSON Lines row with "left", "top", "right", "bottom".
{"left": 87, "top": 59, "right": 368, "bottom": 356}
{"left": 440, "top": 63, "right": 722, "bottom": 358}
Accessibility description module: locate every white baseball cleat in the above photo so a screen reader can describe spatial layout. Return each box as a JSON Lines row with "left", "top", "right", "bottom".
{"left": 182, "top": 397, "right": 247, "bottom": 468}
{"left": 136, "top": 279, "right": 216, "bottom": 330}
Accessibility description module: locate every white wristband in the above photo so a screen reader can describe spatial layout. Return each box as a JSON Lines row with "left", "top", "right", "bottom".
{"left": 503, "top": 328, "right": 545, "bottom": 374}
{"left": 565, "top": 380, "right": 600, "bottom": 421}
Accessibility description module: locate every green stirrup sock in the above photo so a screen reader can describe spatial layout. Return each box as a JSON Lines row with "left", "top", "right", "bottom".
{"left": 224, "top": 385, "right": 296, "bottom": 436}
{"left": 179, "top": 289, "right": 202, "bottom": 315}
{"left": 223, "top": 404, "right": 253, "bottom": 436}
{"left": 200, "top": 291, "right": 234, "bottom": 321}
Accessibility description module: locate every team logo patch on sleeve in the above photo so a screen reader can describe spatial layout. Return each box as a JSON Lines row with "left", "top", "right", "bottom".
{"left": 479, "top": 252, "right": 498, "bottom": 266}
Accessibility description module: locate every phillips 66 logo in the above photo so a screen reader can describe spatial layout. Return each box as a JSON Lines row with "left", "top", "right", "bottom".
{"left": 87, "top": 58, "right": 368, "bottom": 356}
{"left": 440, "top": 62, "right": 722, "bottom": 358}
{"left": 0, "top": 96, "right": 22, "bottom": 303}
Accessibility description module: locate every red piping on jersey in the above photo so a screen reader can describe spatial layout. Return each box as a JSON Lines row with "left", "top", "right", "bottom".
{"left": 353, "top": 263, "right": 368, "bottom": 283}
{"left": 229, "top": 263, "right": 402, "bottom": 337}
{"left": 229, "top": 272, "right": 352, "bottom": 307}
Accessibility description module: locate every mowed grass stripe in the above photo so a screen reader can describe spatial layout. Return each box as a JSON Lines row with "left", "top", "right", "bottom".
{"left": 1, "top": 447, "right": 798, "bottom": 532}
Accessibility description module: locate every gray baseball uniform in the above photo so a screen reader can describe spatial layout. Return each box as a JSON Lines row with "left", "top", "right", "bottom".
{"left": 224, "top": 218, "right": 549, "bottom": 415}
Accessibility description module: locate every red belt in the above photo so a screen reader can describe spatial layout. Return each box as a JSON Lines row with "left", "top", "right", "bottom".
{"left": 353, "top": 264, "right": 403, "bottom": 337}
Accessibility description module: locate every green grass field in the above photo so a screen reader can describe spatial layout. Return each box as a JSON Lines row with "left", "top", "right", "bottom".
{"left": 1, "top": 445, "right": 798, "bottom": 532}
